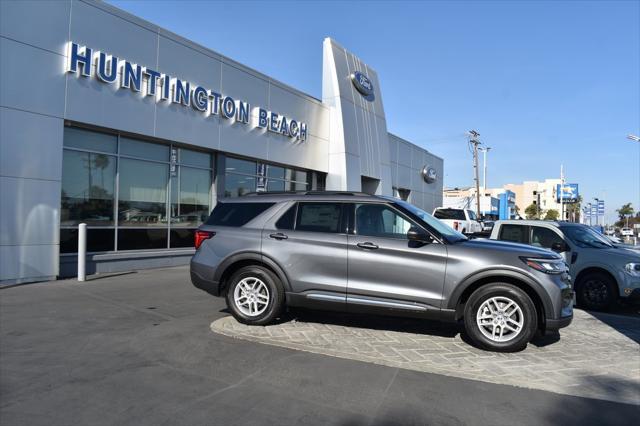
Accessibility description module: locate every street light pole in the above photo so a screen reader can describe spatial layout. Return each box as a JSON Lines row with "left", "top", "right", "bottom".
{"left": 594, "top": 197, "right": 600, "bottom": 228}
{"left": 628, "top": 134, "right": 640, "bottom": 220}
{"left": 479, "top": 146, "right": 491, "bottom": 191}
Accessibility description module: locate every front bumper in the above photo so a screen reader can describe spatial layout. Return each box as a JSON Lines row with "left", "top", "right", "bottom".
{"left": 626, "top": 288, "right": 640, "bottom": 301}
{"left": 546, "top": 314, "right": 573, "bottom": 331}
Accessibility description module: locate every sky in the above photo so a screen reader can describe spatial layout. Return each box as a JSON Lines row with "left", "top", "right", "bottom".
{"left": 109, "top": 0, "right": 640, "bottom": 224}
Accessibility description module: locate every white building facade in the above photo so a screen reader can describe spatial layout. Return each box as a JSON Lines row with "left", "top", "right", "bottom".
{"left": 0, "top": 0, "right": 443, "bottom": 284}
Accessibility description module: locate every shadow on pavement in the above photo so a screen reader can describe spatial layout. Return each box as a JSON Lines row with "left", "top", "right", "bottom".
{"left": 543, "top": 374, "right": 640, "bottom": 426}
{"left": 286, "top": 308, "right": 461, "bottom": 339}
{"left": 586, "top": 310, "right": 640, "bottom": 345}
{"left": 335, "top": 375, "right": 639, "bottom": 426}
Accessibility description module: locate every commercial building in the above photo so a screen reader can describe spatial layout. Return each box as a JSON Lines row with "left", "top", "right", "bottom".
{"left": 503, "top": 179, "right": 573, "bottom": 218}
{"left": 442, "top": 187, "right": 515, "bottom": 220}
{"left": 0, "top": 0, "right": 443, "bottom": 285}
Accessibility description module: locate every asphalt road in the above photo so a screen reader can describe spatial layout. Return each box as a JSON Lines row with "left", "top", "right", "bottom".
{"left": 1, "top": 267, "right": 638, "bottom": 426}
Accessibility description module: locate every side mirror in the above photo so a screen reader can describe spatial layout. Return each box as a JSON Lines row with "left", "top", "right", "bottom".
{"left": 407, "top": 226, "right": 432, "bottom": 243}
{"left": 551, "top": 242, "right": 570, "bottom": 253}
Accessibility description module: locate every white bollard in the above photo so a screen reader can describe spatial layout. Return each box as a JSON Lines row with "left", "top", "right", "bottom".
{"left": 78, "top": 223, "right": 86, "bottom": 281}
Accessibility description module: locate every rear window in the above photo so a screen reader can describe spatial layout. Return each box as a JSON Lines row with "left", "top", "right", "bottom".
{"left": 499, "top": 224, "right": 528, "bottom": 244}
{"left": 205, "top": 202, "right": 274, "bottom": 227}
{"left": 433, "top": 208, "right": 466, "bottom": 220}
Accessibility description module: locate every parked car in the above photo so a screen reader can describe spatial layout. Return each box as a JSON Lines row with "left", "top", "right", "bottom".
{"left": 191, "top": 192, "right": 573, "bottom": 352}
{"left": 490, "top": 220, "right": 640, "bottom": 310}
{"left": 621, "top": 228, "right": 635, "bottom": 237}
{"left": 480, "top": 220, "right": 495, "bottom": 234}
{"left": 432, "top": 207, "right": 483, "bottom": 235}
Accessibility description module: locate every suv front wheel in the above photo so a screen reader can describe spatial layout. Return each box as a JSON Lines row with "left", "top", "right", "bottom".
{"left": 463, "top": 283, "right": 538, "bottom": 352}
{"left": 575, "top": 272, "right": 616, "bottom": 311}
{"left": 225, "top": 265, "right": 285, "bottom": 326}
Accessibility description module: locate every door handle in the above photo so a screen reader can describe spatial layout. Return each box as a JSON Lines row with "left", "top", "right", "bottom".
{"left": 357, "top": 242, "right": 379, "bottom": 250}
{"left": 269, "top": 232, "right": 288, "bottom": 240}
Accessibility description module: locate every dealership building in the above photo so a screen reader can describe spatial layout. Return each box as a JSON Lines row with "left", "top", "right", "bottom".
{"left": 0, "top": 0, "right": 444, "bottom": 285}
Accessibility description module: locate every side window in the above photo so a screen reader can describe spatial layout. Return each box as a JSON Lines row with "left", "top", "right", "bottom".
{"left": 295, "top": 203, "right": 342, "bottom": 233}
{"left": 355, "top": 204, "right": 414, "bottom": 239}
{"left": 205, "top": 202, "right": 274, "bottom": 227}
{"left": 530, "top": 226, "right": 564, "bottom": 249}
{"left": 499, "top": 224, "right": 528, "bottom": 244}
{"left": 275, "top": 204, "right": 296, "bottom": 230}
{"left": 467, "top": 210, "right": 477, "bottom": 221}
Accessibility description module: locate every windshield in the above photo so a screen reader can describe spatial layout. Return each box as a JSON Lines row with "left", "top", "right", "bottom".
{"left": 560, "top": 225, "right": 614, "bottom": 249}
{"left": 388, "top": 198, "right": 467, "bottom": 242}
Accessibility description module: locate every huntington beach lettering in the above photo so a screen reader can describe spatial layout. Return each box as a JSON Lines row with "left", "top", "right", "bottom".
{"left": 66, "top": 42, "right": 307, "bottom": 142}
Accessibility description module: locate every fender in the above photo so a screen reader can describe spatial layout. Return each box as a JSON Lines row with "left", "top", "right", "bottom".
{"left": 213, "top": 251, "right": 293, "bottom": 293}
{"left": 446, "top": 267, "right": 554, "bottom": 318}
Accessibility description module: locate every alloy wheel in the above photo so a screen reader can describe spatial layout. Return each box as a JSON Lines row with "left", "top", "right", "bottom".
{"left": 476, "top": 296, "right": 524, "bottom": 343}
{"left": 233, "top": 277, "right": 270, "bottom": 317}
{"left": 583, "top": 279, "right": 609, "bottom": 305}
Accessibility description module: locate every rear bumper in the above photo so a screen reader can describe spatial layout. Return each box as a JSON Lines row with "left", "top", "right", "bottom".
{"left": 190, "top": 259, "right": 221, "bottom": 296}
{"left": 546, "top": 314, "right": 573, "bottom": 331}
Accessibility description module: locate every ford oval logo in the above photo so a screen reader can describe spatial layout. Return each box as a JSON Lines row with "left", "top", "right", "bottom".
{"left": 421, "top": 166, "right": 437, "bottom": 184}
{"left": 350, "top": 71, "right": 374, "bottom": 97}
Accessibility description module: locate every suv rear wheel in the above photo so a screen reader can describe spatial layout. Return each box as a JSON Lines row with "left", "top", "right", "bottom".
{"left": 464, "top": 283, "right": 538, "bottom": 352}
{"left": 226, "top": 265, "right": 285, "bottom": 326}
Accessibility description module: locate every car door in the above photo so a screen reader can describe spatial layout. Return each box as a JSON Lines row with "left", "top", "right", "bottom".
{"left": 530, "top": 225, "right": 576, "bottom": 273}
{"left": 261, "top": 201, "right": 348, "bottom": 306}
{"left": 346, "top": 202, "right": 448, "bottom": 313}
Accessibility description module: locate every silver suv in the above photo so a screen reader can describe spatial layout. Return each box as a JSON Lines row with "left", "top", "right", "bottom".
{"left": 191, "top": 192, "right": 573, "bottom": 352}
{"left": 490, "top": 220, "right": 640, "bottom": 310}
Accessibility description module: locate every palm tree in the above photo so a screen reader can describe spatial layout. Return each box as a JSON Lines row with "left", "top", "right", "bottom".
{"left": 93, "top": 154, "right": 111, "bottom": 192}
{"left": 617, "top": 203, "right": 634, "bottom": 227}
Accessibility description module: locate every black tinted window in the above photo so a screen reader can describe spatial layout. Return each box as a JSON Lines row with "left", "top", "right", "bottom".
{"left": 205, "top": 202, "right": 274, "bottom": 227}
{"left": 296, "top": 203, "right": 342, "bottom": 233}
{"left": 276, "top": 204, "right": 297, "bottom": 230}
{"left": 499, "top": 224, "right": 528, "bottom": 244}
{"left": 434, "top": 209, "right": 466, "bottom": 220}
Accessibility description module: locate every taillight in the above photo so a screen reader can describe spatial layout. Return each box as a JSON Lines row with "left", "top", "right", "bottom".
{"left": 194, "top": 230, "right": 215, "bottom": 249}
{"left": 453, "top": 221, "right": 459, "bottom": 230}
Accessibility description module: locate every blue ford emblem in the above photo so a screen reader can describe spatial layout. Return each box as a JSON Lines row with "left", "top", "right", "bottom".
{"left": 350, "top": 71, "right": 374, "bottom": 97}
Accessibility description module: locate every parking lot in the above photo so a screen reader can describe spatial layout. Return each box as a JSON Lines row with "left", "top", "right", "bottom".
{"left": 1, "top": 266, "right": 638, "bottom": 425}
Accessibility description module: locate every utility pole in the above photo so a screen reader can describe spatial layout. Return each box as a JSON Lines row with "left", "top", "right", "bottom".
{"left": 468, "top": 130, "right": 482, "bottom": 218}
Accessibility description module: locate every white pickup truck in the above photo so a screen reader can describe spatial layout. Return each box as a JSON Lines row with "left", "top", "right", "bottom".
{"left": 432, "top": 207, "right": 483, "bottom": 235}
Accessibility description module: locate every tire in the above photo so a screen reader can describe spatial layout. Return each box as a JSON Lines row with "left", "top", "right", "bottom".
{"left": 576, "top": 272, "right": 616, "bottom": 312}
{"left": 463, "top": 283, "right": 538, "bottom": 352}
{"left": 225, "top": 265, "right": 285, "bottom": 326}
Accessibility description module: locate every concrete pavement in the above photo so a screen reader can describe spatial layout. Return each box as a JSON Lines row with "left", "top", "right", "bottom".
{"left": 1, "top": 266, "right": 638, "bottom": 425}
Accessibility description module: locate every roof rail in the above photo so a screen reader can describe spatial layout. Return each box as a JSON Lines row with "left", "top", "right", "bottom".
{"left": 240, "top": 191, "right": 306, "bottom": 196}
{"left": 240, "top": 190, "right": 373, "bottom": 197}
{"left": 304, "top": 191, "right": 370, "bottom": 196}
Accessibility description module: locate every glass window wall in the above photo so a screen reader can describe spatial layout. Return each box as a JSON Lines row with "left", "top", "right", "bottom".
{"left": 223, "top": 156, "right": 309, "bottom": 197}
{"left": 60, "top": 127, "right": 213, "bottom": 253}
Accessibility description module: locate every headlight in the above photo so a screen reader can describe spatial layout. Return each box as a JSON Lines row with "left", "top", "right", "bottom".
{"left": 625, "top": 263, "right": 640, "bottom": 276}
{"left": 521, "top": 257, "right": 566, "bottom": 274}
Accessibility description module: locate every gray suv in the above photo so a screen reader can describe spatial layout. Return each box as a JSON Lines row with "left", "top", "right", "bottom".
{"left": 191, "top": 192, "right": 573, "bottom": 352}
